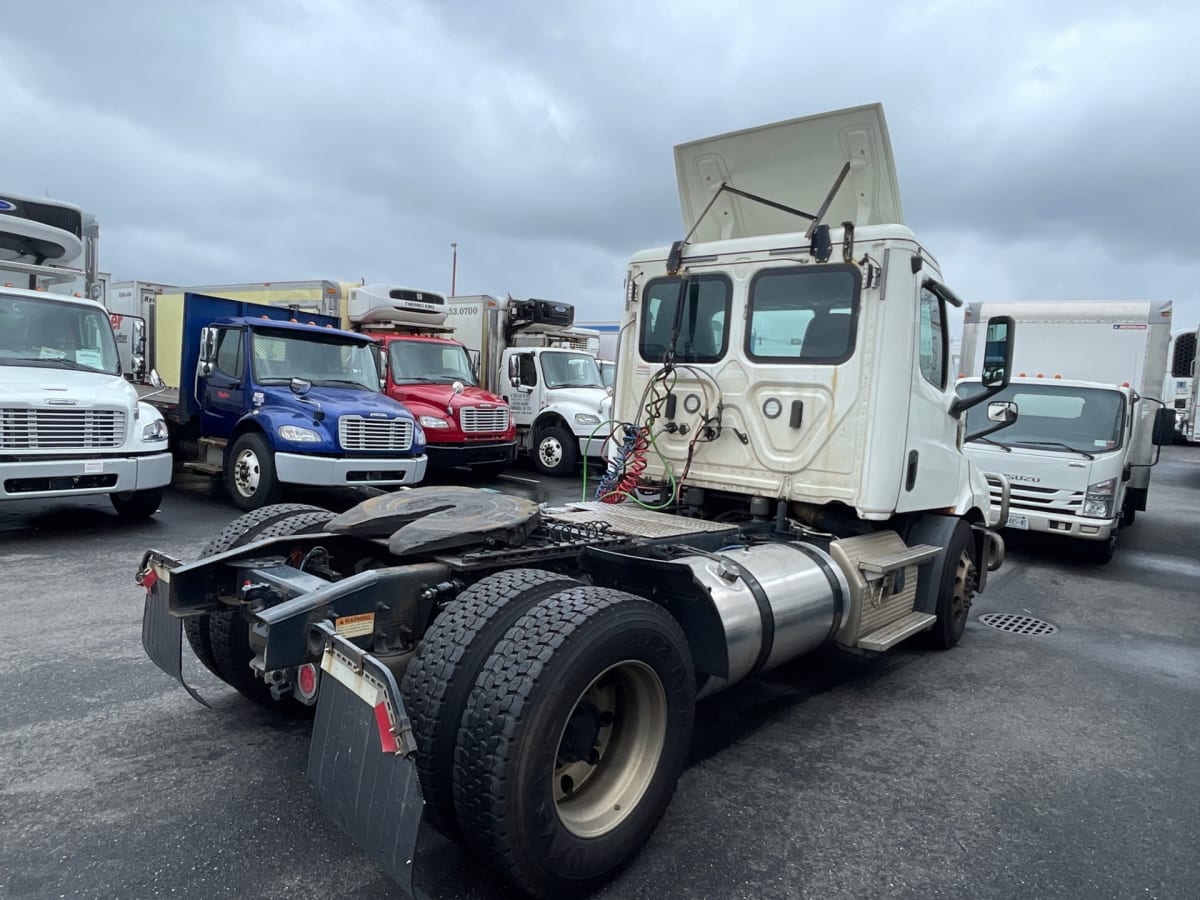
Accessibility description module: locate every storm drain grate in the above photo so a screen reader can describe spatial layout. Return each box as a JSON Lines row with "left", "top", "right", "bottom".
{"left": 978, "top": 613, "right": 1058, "bottom": 636}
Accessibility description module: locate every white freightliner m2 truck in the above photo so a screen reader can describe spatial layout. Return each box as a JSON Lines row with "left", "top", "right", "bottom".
{"left": 0, "top": 192, "right": 171, "bottom": 517}
{"left": 957, "top": 300, "right": 1176, "bottom": 563}
{"left": 447, "top": 294, "right": 610, "bottom": 476}
{"left": 138, "top": 104, "right": 1018, "bottom": 898}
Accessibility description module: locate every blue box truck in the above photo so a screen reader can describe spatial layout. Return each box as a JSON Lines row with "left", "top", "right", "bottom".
{"left": 137, "top": 291, "right": 427, "bottom": 509}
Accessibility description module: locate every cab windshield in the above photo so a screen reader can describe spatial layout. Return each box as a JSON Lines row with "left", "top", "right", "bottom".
{"left": 0, "top": 294, "right": 120, "bottom": 375}
{"left": 541, "top": 351, "right": 603, "bottom": 389}
{"left": 390, "top": 340, "right": 477, "bottom": 386}
{"left": 250, "top": 328, "right": 380, "bottom": 391}
{"left": 957, "top": 382, "right": 1126, "bottom": 452}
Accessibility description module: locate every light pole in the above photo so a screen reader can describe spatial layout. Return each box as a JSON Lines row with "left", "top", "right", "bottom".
{"left": 450, "top": 242, "right": 457, "bottom": 297}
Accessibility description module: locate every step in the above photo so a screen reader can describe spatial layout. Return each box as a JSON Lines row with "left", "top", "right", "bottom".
{"left": 856, "top": 544, "right": 942, "bottom": 579}
{"left": 198, "top": 437, "right": 228, "bottom": 448}
{"left": 856, "top": 611, "right": 937, "bottom": 651}
{"left": 181, "top": 461, "right": 223, "bottom": 477}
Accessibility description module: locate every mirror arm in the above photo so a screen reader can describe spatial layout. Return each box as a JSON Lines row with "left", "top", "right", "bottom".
{"left": 949, "top": 382, "right": 1004, "bottom": 419}
{"left": 964, "top": 416, "right": 1013, "bottom": 442}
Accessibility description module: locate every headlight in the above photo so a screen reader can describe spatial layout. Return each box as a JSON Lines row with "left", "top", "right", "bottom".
{"left": 419, "top": 415, "right": 450, "bottom": 428}
{"left": 141, "top": 419, "right": 168, "bottom": 442}
{"left": 278, "top": 425, "right": 321, "bottom": 443}
{"left": 1083, "top": 477, "right": 1116, "bottom": 518}
{"left": 574, "top": 413, "right": 601, "bottom": 426}
{"left": 414, "top": 424, "right": 426, "bottom": 444}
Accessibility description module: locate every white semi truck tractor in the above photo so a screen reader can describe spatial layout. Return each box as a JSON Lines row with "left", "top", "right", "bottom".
{"left": 137, "top": 104, "right": 1018, "bottom": 898}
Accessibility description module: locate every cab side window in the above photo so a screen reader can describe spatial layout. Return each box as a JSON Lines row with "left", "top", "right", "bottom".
{"left": 918, "top": 287, "right": 947, "bottom": 389}
{"left": 214, "top": 328, "right": 243, "bottom": 378}
{"left": 518, "top": 353, "right": 537, "bottom": 386}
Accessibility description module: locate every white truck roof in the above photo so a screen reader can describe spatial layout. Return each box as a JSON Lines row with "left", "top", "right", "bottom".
{"left": 674, "top": 103, "right": 903, "bottom": 243}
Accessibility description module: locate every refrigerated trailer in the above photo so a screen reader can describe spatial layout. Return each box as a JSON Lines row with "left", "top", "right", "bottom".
{"left": 958, "top": 300, "right": 1175, "bottom": 562}
{"left": 139, "top": 103, "right": 1019, "bottom": 898}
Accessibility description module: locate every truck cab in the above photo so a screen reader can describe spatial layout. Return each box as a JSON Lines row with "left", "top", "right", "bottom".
{"left": 347, "top": 286, "right": 517, "bottom": 476}
{"left": 612, "top": 105, "right": 1007, "bottom": 533}
{"left": 957, "top": 377, "right": 1138, "bottom": 562}
{"left": 502, "top": 342, "right": 611, "bottom": 476}
{"left": 376, "top": 333, "right": 516, "bottom": 475}
{"left": 0, "top": 192, "right": 171, "bottom": 518}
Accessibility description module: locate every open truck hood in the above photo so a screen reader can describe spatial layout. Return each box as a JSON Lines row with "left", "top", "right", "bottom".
{"left": 674, "top": 103, "right": 903, "bottom": 243}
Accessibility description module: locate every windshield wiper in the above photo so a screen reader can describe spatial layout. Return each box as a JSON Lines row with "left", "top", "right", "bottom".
{"left": 971, "top": 436, "right": 1011, "bottom": 452}
{"left": 313, "top": 379, "right": 371, "bottom": 389}
{"left": 1014, "top": 440, "right": 1096, "bottom": 460}
{"left": 395, "top": 377, "right": 441, "bottom": 384}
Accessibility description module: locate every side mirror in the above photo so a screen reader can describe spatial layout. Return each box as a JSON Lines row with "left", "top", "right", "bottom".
{"left": 981, "top": 316, "right": 1015, "bottom": 389}
{"left": 1152, "top": 406, "right": 1177, "bottom": 446}
{"left": 290, "top": 377, "right": 313, "bottom": 397}
{"left": 987, "top": 400, "right": 1018, "bottom": 424}
{"left": 507, "top": 355, "right": 521, "bottom": 388}
{"left": 198, "top": 327, "right": 216, "bottom": 364}
{"left": 950, "top": 315, "right": 1016, "bottom": 417}
{"left": 966, "top": 400, "right": 1019, "bottom": 443}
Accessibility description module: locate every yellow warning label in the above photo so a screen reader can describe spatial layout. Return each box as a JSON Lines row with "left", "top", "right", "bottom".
{"left": 334, "top": 612, "right": 375, "bottom": 639}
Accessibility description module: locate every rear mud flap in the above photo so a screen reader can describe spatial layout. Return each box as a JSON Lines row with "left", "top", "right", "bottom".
{"left": 307, "top": 637, "right": 426, "bottom": 898}
{"left": 140, "top": 578, "right": 210, "bottom": 708}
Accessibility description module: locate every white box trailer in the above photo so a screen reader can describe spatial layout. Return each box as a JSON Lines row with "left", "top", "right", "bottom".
{"left": 959, "top": 300, "right": 1175, "bottom": 562}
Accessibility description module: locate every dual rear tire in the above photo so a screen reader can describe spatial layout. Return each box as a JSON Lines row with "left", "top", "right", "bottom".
{"left": 184, "top": 503, "right": 335, "bottom": 712}
{"left": 403, "top": 572, "right": 695, "bottom": 898}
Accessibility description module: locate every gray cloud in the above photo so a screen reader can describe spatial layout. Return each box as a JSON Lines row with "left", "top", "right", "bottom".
{"left": 3, "top": 0, "right": 1197, "bottom": 332}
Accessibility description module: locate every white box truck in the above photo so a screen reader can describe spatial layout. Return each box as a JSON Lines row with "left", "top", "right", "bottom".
{"left": 958, "top": 300, "right": 1176, "bottom": 562}
{"left": 447, "top": 295, "right": 610, "bottom": 476}
{"left": 0, "top": 192, "right": 172, "bottom": 518}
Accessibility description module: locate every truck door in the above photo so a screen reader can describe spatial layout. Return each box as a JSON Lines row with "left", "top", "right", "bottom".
{"left": 199, "top": 326, "right": 246, "bottom": 438}
{"left": 503, "top": 350, "right": 538, "bottom": 426}
{"left": 896, "top": 283, "right": 963, "bottom": 511}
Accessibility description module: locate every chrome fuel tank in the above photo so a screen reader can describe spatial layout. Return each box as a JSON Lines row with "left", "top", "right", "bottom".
{"left": 677, "top": 542, "right": 849, "bottom": 698}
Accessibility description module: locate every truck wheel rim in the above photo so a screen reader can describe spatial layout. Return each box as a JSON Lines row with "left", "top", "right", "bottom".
{"left": 539, "top": 436, "right": 563, "bottom": 468}
{"left": 233, "top": 448, "right": 261, "bottom": 497}
{"left": 952, "top": 550, "right": 977, "bottom": 630}
{"left": 553, "top": 660, "right": 668, "bottom": 839}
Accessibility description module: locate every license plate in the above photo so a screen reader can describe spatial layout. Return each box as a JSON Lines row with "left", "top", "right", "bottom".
{"left": 1006, "top": 512, "right": 1029, "bottom": 530}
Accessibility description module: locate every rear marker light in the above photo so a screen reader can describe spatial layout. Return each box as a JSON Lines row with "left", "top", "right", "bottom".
{"left": 296, "top": 663, "right": 318, "bottom": 700}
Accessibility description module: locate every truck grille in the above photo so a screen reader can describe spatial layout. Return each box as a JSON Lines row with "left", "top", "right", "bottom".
{"left": 0, "top": 408, "right": 127, "bottom": 450}
{"left": 460, "top": 406, "right": 509, "bottom": 433}
{"left": 338, "top": 416, "right": 413, "bottom": 452}
{"left": 990, "top": 484, "right": 1084, "bottom": 514}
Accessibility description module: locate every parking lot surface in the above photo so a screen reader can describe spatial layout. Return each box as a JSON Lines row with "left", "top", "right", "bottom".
{"left": 1, "top": 451, "right": 1197, "bottom": 900}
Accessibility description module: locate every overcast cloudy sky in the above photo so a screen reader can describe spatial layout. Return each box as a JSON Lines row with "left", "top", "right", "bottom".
{"left": 4, "top": 0, "right": 1198, "bottom": 335}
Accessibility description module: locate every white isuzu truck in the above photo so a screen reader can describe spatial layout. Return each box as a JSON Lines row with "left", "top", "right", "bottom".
{"left": 139, "top": 103, "right": 1020, "bottom": 899}
{"left": 958, "top": 300, "right": 1176, "bottom": 562}
{"left": 0, "top": 191, "right": 172, "bottom": 518}
{"left": 447, "top": 294, "right": 610, "bottom": 475}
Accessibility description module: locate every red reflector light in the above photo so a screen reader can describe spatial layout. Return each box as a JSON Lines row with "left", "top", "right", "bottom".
{"left": 374, "top": 702, "right": 399, "bottom": 754}
{"left": 297, "top": 663, "right": 318, "bottom": 699}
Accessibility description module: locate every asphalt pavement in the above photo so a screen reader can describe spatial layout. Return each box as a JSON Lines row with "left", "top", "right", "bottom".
{"left": 1, "top": 450, "right": 1197, "bottom": 900}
